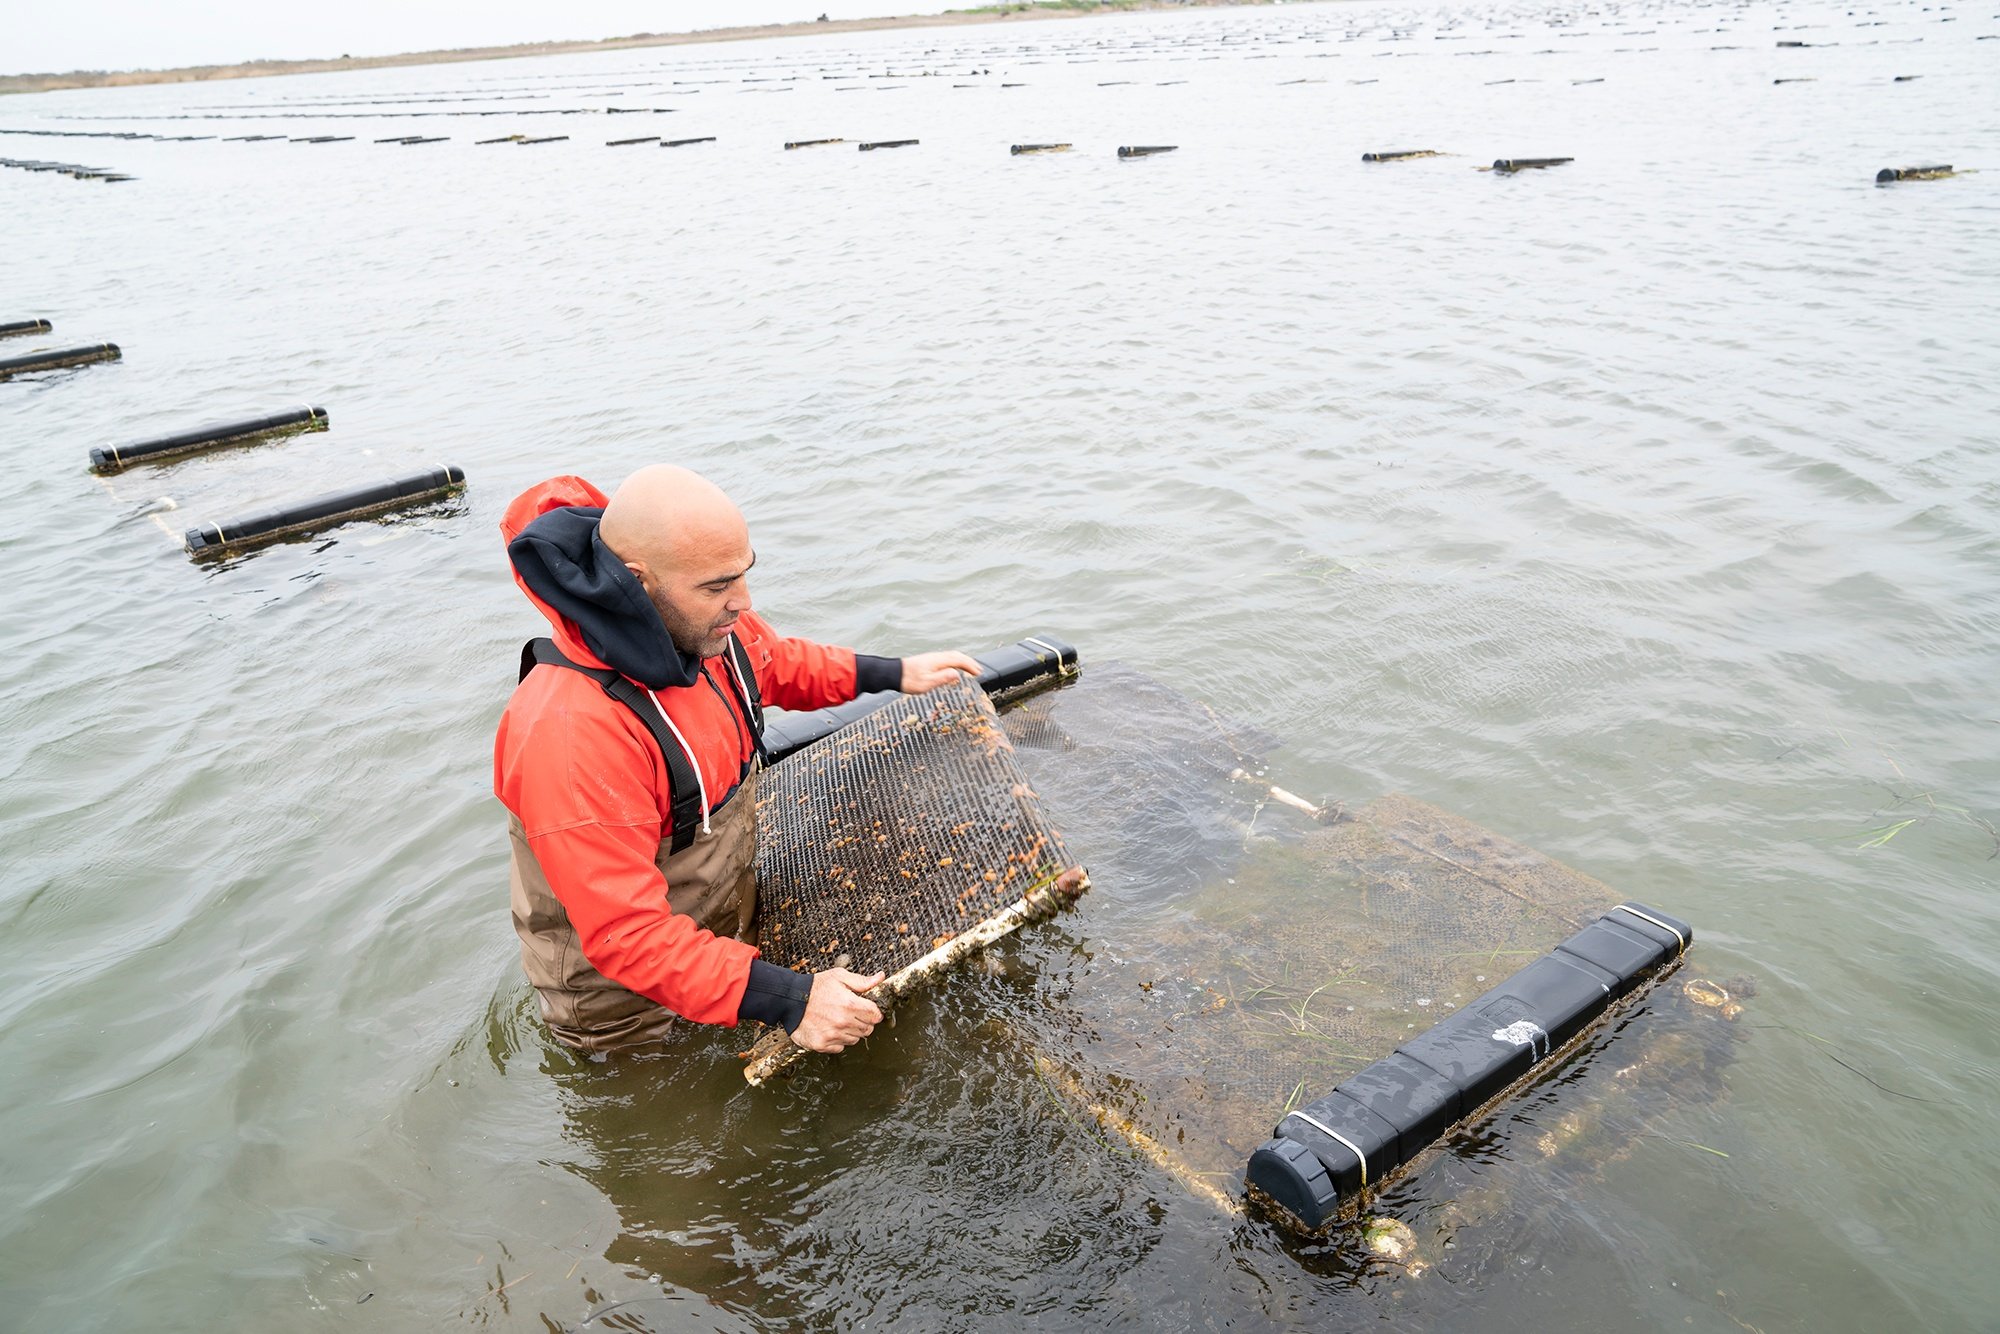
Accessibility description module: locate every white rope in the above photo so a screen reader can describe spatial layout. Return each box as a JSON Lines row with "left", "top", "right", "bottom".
{"left": 645, "top": 688, "right": 711, "bottom": 834}
{"left": 1613, "top": 903, "right": 1686, "bottom": 953}
{"left": 1280, "top": 1110, "right": 1368, "bottom": 1186}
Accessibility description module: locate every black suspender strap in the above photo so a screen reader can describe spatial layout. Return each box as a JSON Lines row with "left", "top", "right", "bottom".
{"left": 722, "top": 634, "right": 769, "bottom": 764}
{"left": 519, "top": 637, "right": 706, "bottom": 854}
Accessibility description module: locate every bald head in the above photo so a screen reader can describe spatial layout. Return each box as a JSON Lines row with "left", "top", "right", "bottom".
{"left": 600, "top": 464, "right": 744, "bottom": 571}
{"left": 601, "top": 465, "right": 756, "bottom": 660}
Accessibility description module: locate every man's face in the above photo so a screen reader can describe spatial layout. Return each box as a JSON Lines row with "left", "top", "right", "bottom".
{"left": 648, "top": 541, "right": 755, "bottom": 660}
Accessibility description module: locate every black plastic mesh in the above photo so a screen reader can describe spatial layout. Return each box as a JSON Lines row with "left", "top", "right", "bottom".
{"left": 754, "top": 677, "right": 1074, "bottom": 977}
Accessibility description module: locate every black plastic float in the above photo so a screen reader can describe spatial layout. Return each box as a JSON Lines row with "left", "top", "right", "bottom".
{"left": 183, "top": 466, "right": 465, "bottom": 557}
{"left": 0, "top": 343, "right": 120, "bottom": 379}
{"left": 1493, "top": 157, "right": 1573, "bottom": 171}
{"left": 1118, "top": 145, "right": 1178, "bottom": 158}
{"left": 2, "top": 157, "right": 133, "bottom": 182}
{"left": 761, "top": 634, "right": 1078, "bottom": 763}
{"left": 1877, "top": 164, "right": 1953, "bottom": 182}
{"left": 607, "top": 136, "right": 659, "bottom": 146}
{"left": 662, "top": 137, "right": 717, "bottom": 147}
{"left": 1245, "top": 902, "right": 1693, "bottom": 1234}
{"left": 519, "top": 136, "right": 568, "bottom": 145}
{"left": 859, "top": 139, "right": 919, "bottom": 151}
{"left": 1362, "top": 149, "right": 1439, "bottom": 161}
{"left": 90, "top": 405, "right": 328, "bottom": 474}
{"left": 1011, "top": 143, "right": 1072, "bottom": 155}
{"left": 784, "top": 138, "right": 845, "bottom": 149}
{"left": 0, "top": 319, "right": 52, "bottom": 339}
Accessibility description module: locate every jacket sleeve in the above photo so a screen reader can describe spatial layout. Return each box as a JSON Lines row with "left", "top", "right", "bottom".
{"left": 735, "top": 609, "right": 900, "bottom": 711}
{"left": 498, "top": 683, "right": 760, "bottom": 1025}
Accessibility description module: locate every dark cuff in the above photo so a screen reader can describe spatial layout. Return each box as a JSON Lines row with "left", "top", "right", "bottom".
{"left": 854, "top": 654, "right": 903, "bottom": 695}
{"left": 740, "top": 959, "right": 812, "bottom": 1032}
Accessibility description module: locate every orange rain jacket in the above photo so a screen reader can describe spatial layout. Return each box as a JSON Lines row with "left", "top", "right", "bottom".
{"left": 494, "top": 475, "right": 881, "bottom": 1026}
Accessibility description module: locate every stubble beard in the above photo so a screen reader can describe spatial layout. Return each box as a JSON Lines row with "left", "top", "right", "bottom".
{"left": 651, "top": 591, "right": 729, "bottom": 661}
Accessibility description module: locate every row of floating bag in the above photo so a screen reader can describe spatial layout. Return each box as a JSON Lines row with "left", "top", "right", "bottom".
{"left": 1, "top": 317, "right": 464, "bottom": 560}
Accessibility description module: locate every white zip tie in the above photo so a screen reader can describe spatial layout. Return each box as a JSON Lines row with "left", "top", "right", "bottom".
{"left": 646, "top": 687, "right": 711, "bottom": 834}
{"left": 1613, "top": 903, "right": 1686, "bottom": 953}
{"left": 1280, "top": 1110, "right": 1368, "bottom": 1186}
{"left": 1020, "top": 636, "right": 1070, "bottom": 673}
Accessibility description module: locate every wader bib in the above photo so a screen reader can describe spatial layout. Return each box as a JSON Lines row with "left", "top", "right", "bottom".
{"left": 508, "top": 771, "right": 759, "bottom": 1052}
{"left": 508, "top": 635, "right": 768, "bottom": 1053}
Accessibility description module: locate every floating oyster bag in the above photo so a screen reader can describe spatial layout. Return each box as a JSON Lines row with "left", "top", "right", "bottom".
{"left": 743, "top": 676, "right": 1088, "bottom": 1084}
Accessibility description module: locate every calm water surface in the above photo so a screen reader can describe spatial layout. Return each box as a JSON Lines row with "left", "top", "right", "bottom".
{"left": 2, "top": 0, "right": 1996, "bottom": 1328}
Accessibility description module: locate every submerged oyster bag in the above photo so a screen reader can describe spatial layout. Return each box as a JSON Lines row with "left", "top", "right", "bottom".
{"left": 743, "top": 676, "right": 1089, "bottom": 1084}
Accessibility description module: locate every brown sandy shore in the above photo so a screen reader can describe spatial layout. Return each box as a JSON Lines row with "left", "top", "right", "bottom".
{"left": 0, "top": 2, "right": 1272, "bottom": 97}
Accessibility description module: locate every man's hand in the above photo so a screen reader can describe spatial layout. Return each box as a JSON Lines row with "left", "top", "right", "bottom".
{"left": 790, "top": 968, "right": 886, "bottom": 1053}
{"left": 901, "top": 651, "right": 981, "bottom": 694}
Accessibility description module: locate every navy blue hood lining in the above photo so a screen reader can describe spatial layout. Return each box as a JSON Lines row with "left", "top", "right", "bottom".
{"left": 507, "top": 505, "right": 701, "bottom": 691}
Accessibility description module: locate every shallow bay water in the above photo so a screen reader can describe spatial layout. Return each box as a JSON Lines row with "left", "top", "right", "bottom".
{"left": 2, "top": 0, "right": 1996, "bottom": 1328}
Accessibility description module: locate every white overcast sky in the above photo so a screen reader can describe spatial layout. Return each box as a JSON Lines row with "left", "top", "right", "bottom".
{"left": 7, "top": 2, "right": 956, "bottom": 75}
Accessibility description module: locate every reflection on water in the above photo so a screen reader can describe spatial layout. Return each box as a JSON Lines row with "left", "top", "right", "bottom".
{"left": 3, "top": 0, "right": 1997, "bottom": 1327}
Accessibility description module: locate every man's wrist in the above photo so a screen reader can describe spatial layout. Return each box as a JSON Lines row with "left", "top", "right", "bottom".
{"left": 740, "top": 959, "right": 813, "bottom": 1031}
{"left": 854, "top": 654, "right": 903, "bottom": 695}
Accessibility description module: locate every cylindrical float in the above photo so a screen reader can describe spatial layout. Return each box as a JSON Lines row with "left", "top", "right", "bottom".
{"left": 1246, "top": 902, "right": 1694, "bottom": 1234}
{"left": 1876, "top": 164, "right": 1953, "bottom": 182}
{"left": 1011, "top": 143, "right": 1073, "bottom": 155}
{"left": 0, "top": 343, "right": 121, "bottom": 380}
{"left": 1361, "top": 149, "right": 1438, "bottom": 161}
{"left": 859, "top": 139, "right": 919, "bottom": 151}
{"left": 607, "top": 136, "right": 659, "bottom": 146}
{"left": 0, "top": 318, "right": 53, "bottom": 339}
{"left": 183, "top": 466, "right": 466, "bottom": 558}
{"left": 662, "top": 136, "right": 717, "bottom": 147}
{"left": 1492, "top": 157, "right": 1573, "bottom": 171}
{"left": 1118, "top": 145, "right": 1178, "bottom": 158}
{"left": 90, "top": 405, "right": 329, "bottom": 474}
{"left": 760, "top": 633, "right": 1079, "bottom": 762}
{"left": 784, "top": 138, "right": 845, "bottom": 149}
{"left": 519, "top": 136, "right": 568, "bottom": 145}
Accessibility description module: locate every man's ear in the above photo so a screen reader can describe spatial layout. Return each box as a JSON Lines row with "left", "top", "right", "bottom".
{"left": 622, "top": 559, "right": 649, "bottom": 592}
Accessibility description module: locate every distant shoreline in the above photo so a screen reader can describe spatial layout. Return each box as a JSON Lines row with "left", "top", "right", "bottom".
{"left": 0, "top": 2, "right": 1271, "bottom": 97}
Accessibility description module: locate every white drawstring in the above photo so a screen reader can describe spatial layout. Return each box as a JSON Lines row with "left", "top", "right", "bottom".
{"left": 644, "top": 688, "right": 711, "bottom": 835}
{"left": 723, "top": 632, "right": 755, "bottom": 711}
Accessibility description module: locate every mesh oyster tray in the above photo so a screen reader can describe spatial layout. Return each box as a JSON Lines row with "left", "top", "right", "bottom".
{"left": 743, "top": 671, "right": 1089, "bottom": 1083}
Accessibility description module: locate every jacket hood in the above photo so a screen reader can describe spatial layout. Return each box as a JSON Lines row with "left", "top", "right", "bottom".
{"left": 502, "top": 475, "right": 701, "bottom": 690}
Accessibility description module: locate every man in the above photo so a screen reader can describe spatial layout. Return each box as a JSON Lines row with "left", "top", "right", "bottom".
{"left": 495, "top": 466, "right": 980, "bottom": 1055}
